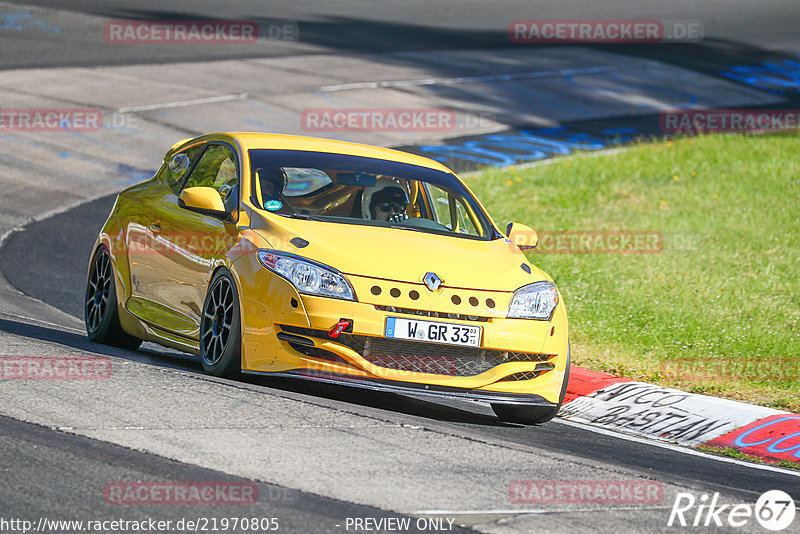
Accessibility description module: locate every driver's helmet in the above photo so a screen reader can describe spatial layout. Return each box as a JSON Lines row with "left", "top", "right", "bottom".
{"left": 363, "top": 180, "right": 410, "bottom": 222}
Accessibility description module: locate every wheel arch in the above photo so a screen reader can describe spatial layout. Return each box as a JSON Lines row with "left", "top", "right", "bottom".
{"left": 207, "top": 261, "right": 247, "bottom": 365}
{"left": 84, "top": 243, "right": 143, "bottom": 350}
{"left": 88, "top": 218, "right": 147, "bottom": 342}
{"left": 200, "top": 263, "right": 245, "bottom": 375}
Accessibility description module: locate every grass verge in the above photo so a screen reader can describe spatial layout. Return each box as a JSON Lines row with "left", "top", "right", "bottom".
{"left": 696, "top": 445, "right": 800, "bottom": 470}
{"left": 466, "top": 133, "right": 800, "bottom": 411}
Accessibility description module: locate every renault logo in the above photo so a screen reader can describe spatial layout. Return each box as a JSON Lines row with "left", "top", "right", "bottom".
{"left": 423, "top": 272, "right": 443, "bottom": 292}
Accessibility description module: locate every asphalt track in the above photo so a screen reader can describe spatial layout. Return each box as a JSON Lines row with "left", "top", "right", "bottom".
{"left": 0, "top": 415, "right": 446, "bottom": 534}
{"left": 2, "top": 1, "right": 800, "bottom": 533}
{"left": 2, "top": 0, "right": 800, "bottom": 68}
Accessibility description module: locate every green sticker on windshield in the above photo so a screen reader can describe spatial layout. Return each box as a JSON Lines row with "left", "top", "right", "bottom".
{"left": 265, "top": 200, "right": 282, "bottom": 211}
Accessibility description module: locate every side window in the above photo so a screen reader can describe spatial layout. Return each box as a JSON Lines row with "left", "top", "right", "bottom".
{"left": 283, "top": 167, "right": 332, "bottom": 197}
{"left": 426, "top": 184, "right": 454, "bottom": 228}
{"left": 425, "top": 184, "right": 481, "bottom": 236}
{"left": 454, "top": 198, "right": 479, "bottom": 235}
{"left": 164, "top": 144, "right": 205, "bottom": 192}
{"left": 183, "top": 144, "right": 239, "bottom": 212}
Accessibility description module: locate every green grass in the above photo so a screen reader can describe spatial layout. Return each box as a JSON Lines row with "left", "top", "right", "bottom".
{"left": 465, "top": 134, "right": 800, "bottom": 411}
{"left": 697, "top": 445, "right": 800, "bottom": 470}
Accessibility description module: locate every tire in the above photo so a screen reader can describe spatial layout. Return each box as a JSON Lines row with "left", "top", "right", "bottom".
{"left": 492, "top": 350, "right": 570, "bottom": 425}
{"left": 199, "top": 269, "right": 242, "bottom": 377}
{"left": 85, "top": 246, "right": 142, "bottom": 350}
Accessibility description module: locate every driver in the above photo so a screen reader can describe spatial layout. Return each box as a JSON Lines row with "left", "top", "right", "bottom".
{"left": 368, "top": 186, "right": 409, "bottom": 223}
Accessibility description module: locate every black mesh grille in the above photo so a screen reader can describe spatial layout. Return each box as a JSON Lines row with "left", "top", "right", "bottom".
{"left": 374, "top": 306, "right": 489, "bottom": 322}
{"left": 506, "top": 352, "right": 553, "bottom": 363}
{"left": 279, "top": 325, "right": 554, "bottom": 377}
{"left": 288, "top": 343, "right": 351, "bottom": 366}
{"left": 497, "top": 362, "right": 556, "bottom": 381}
{"left": 499, "top": 371, "right": 543, "bottom": 381}
{"left": 347, "top": 336, "right": 500, "bottom": 376}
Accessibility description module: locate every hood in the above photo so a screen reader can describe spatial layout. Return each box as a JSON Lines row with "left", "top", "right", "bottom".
{"left": 251, "top": 212, "right": 547, "bottom": 291}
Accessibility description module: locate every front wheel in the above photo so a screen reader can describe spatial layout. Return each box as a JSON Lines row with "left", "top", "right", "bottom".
{"left": 85, "top": 246, "right": 142, "bottom": 350}
{"left": 492, "top": 351, "right": 570, "bottom": 425}
{"left": 199, "top": 269, "right": 242, "bottom": 377}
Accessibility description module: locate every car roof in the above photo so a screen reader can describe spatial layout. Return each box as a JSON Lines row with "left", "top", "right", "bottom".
{"left": 175, "top": 132, "right": 454, "bottom": 174}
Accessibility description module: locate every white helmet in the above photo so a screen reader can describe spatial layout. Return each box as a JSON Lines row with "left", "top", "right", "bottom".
{"left": 361, "top": 178, "right": 409, "bottom": 220}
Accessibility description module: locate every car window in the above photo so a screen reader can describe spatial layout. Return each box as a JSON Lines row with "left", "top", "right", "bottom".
{"left": 422, "top": 184, "right": 480, "bottom": 235}
{"left": 455, "top": 197, "right": 480, "bottom": 235}
{"left": 283, "top": 167, "right": 333, "bottom": 197}
{"left": 163, "top": 144, "right": 205, "bottom": 193}
{"left": 426, "top": 184, "right": 454, "bottom": 228}
{"left": 248, "top": 149, "right": 500, "bottom": 241}
{"left": 183, "top": 144, "right": 239, "bottom": 213}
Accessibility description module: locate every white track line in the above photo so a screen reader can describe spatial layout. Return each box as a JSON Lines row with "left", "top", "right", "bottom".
{"left": 0, "top": 310, "right": 83, "bottom": 334}
{"left": 0, "top": 189, "right": 119, "bottom": 250}
{"left": 116, "top": 93, "right": 248, "bottom": 114}
{"left": 319, "top": 62, "right": 661, "bottom": 92}
{"left": 555, "top": 418, "right": 800, "bottom": 477}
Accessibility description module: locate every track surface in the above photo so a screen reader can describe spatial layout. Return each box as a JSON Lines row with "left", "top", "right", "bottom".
{"left": 2, "top": 1, "right": 800, "bottom": 533}
{"left": 0, "top": 415, "right": 445, "bottom": 534}
{"left": 3, "top": 0, "right": 800, "bottom": 68}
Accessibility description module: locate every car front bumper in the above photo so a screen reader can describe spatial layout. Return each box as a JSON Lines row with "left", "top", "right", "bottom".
{"left": 234, "top": 256, "right": 569, "bottom": 404}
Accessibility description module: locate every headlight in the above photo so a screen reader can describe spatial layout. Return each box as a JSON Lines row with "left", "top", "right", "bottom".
{"left": 507, "top": 281, "right": 559, "bottom": 320}
{"left": 257, "top": 250, "right": 355, "bottom": 301}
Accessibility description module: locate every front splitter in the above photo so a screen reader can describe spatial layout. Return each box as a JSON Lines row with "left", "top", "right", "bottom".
{"left": 242, "top": 369, "right": 556, "bottom": 406}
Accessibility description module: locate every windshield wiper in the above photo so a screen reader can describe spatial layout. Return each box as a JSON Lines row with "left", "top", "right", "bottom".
{"left": 283, "top": 213, "right": 327, "bottom": 222}
{"left": 388, "top": 224, "right": 426, "bottom": 233}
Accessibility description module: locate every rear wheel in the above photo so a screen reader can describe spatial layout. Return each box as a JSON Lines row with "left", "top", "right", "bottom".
{"left": 85, "top": 246, "right": 142, "bottom": 350}
{"left": 200, "top": 269, "right": 241, "bottom": 377}
{"left": 492, "top": 351, "right": 570, "bottom": 425}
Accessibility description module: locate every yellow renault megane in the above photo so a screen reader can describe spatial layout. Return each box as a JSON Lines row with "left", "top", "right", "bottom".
{"left": 85, "top": 133, "right": 569, "bottom": 424}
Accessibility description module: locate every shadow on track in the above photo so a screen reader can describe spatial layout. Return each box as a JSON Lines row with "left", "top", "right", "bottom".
{"left": 0, "top": 316, "right": 510, "bottom": 427}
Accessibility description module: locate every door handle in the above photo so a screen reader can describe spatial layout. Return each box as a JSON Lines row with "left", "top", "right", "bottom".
{"left": 149, "top": 222, "right": 162, "bottom": 235}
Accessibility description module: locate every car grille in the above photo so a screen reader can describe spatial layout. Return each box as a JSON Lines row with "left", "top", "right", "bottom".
{"left": 279, "top": 325, "right": 553, "bottom": 377}
{"left": 288, "top": 343, "right": 350, "bottom": 366}
{"left": 497, "top": 365, "right": 555, "bottom": 381}
{"left": 374, "top": 305, "right": 489, "bottom": 322}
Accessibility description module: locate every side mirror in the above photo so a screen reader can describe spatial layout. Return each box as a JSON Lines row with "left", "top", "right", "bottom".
{"left": 506, "top": 222, "right": 538, "bottom": 250}
{"left": 178, "top": 187, "right": 228, "bottom": 217}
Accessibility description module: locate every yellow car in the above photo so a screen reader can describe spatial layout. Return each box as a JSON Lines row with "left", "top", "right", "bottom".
{"left": 85, "top": 133, "right": 569, "bottom": 424}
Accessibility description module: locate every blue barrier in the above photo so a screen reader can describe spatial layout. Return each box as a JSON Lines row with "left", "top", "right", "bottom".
{"left": 418, "top": 127, "right": 629, "bottom": 166}
{"left": 721, "top": 60, "right": 800, "bottom": 95}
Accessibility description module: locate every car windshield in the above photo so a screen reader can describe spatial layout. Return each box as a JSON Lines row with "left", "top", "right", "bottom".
{"left": 248, "top": 149, "right": 501, "bottom": 241}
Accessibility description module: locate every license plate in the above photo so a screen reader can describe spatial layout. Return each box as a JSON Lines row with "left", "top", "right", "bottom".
{"left": 384, "top": 317, "right": 481, "bottom": 347}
